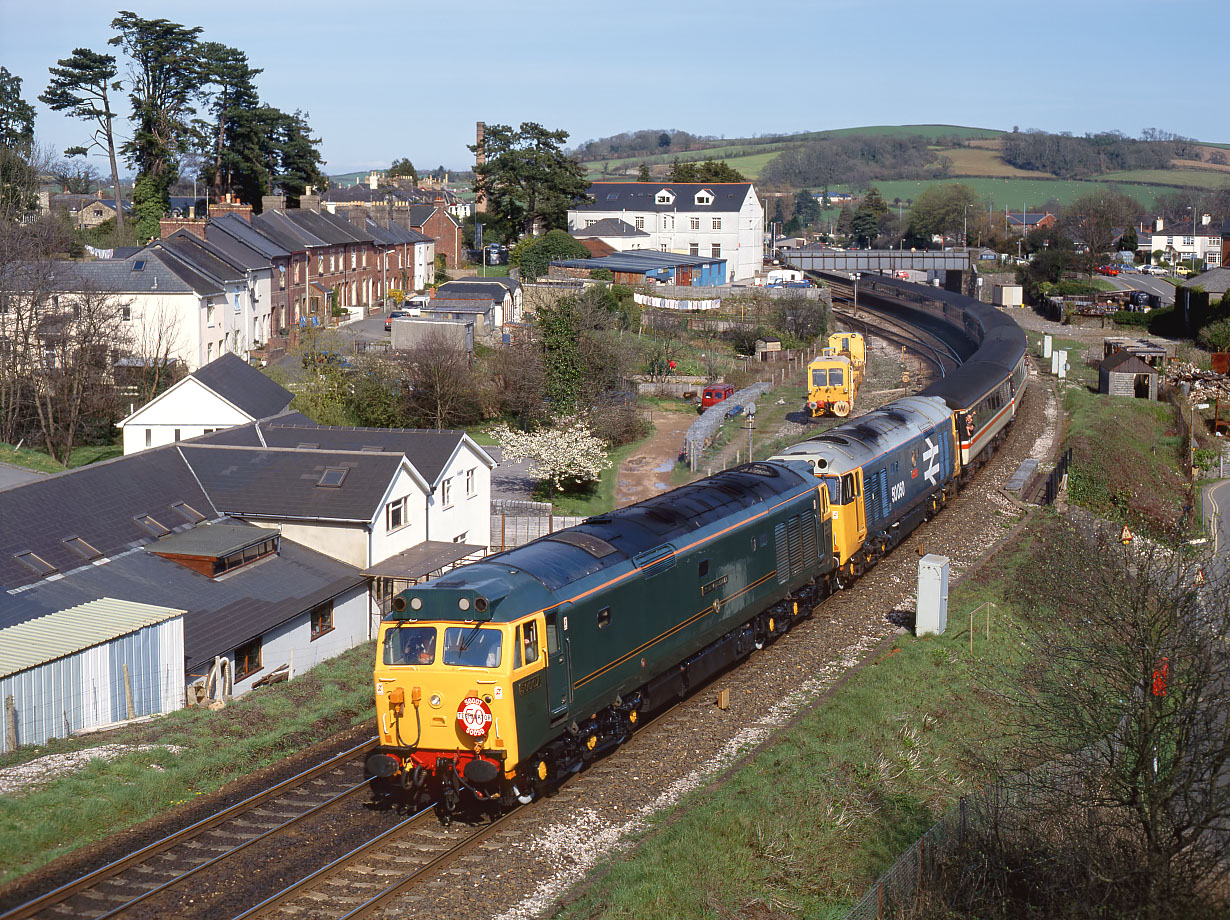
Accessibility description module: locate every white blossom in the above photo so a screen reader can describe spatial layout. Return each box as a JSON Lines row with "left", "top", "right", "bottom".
{"left": 492, "top": 415, "right": 612, "bottom": 493}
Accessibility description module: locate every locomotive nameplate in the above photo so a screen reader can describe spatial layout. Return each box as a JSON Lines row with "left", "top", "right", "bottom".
{"left": 515, "top": 673, "right": 543, "bottom": 696}
{"left": 700, "top": 575, "right": 728, "bottom": 596}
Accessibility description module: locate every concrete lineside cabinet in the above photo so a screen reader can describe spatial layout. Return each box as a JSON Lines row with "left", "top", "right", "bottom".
{"left": 916, "top": 554, "right": 950, "bottom": 636}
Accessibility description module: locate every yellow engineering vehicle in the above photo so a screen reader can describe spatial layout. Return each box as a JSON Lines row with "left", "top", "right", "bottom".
{"left": 806, "top": 332, "right": 866, "bottom": 418}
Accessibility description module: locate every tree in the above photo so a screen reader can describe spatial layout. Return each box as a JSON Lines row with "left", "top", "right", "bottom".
{"left": 509, "top": 228, "right": 589, "bottom": 281}
{"left": 40, "top": 49, "right": 127, "bottom": 236}
{"left": 388, "top": 157, "right": 417, "bottom": 182}
{"left": 402, "top": 328, "right": 479, "bottom": 430}
{"left": 637, "top": 162, "right": 651, "bottom": 182}
{"left": 657, "top": 132, "right": 671, "bottom": 149}
{"left": 1064, "top": 189, "right": 1143, "bottom": 273}
{"left": 1, "top": 67, "right": 38, "bottom": 220}
{"left": 0, "top": 66, "right": 35, "bottom": 148}
{"left": 1120, "top": 224, "right": 1139, "bottom": 256}
{"left": 194, "top": 41, "right": 260, "bottom": 201}
{"left": 52, "top": 160, "right": 102, "bottom": 194}
{"left": 490, "top": 415, "right": 612, "bottom": 496}
{"left": 772, "top": 198, "right": 785, "bottom": 228}
{"left": 669, "top": 159, "right": 746, "bottom": 183}
{"left": 850, "top": 203, "right": 880, "bottom": 248}
{"left": 906, "top": 183, "right": 980, "bottom": 244}
{"left": 109, "top": 12, "right": 203, "bottom": 238}
{"left": 793, "top": 188, "right": 819, "bottom": 228}
{"left": 967, "top": 517, "right": 1230, "bottom": 918}
{"left": 469, "top": 122, "right": 590, "bottom": 236}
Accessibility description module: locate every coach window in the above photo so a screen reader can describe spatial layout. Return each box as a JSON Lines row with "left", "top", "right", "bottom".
{"left": 597, "top": 607, "right": 611, "bottom": 629}
{"left": 698, "top": 559, "right": 709, "bottom": 578}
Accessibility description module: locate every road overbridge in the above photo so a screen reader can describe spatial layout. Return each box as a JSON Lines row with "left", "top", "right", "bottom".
{"left": 781, "top": 248, "right": 977, "bottom": 294}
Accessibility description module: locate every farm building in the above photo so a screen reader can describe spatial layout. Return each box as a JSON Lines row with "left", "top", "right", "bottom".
{"left": 0, "top": 599, "right": 186, "bottom": 754}
{"left": 1099, "top": 351, "right": 1158, "bottom": 400}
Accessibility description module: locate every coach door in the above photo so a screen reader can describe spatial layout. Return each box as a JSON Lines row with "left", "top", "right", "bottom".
{"left": 544, "top": 611, "right": 571, "bottom": 722}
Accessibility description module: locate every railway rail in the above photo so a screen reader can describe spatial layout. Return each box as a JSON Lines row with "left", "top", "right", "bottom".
{"left": 1, "top": 738, "right": 379, "bottom": 920}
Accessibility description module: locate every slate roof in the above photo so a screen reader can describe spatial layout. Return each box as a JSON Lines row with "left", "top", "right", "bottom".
{"left": 283, "top": 208, "right": 367, "bottom": 245}
{"left": 251, "top": 209, "right": 328, "bottom": 251}
{"left": 1186, "top": 267, "right": 1230, "bottom": 295}
{"left": 190, "top": 353, "right": 294, "bottom": 420}
{"left": 426, "top": 299, "right": 492, "bottom": 314}
{"left": 178, "top": 445, "right": 405, "bottom": 521}
{"left": 47, "top": 252, "right": 208, "bottom": 295}
{"left": 0, "top": 529, "right": 363, "bottom": 673}
{"left": 208, "top": 213, "right": 290, "bottom": 261}
{"left": 576, "top": 182, "right": 754, "bottom": 214}
{"left": 1140, "top": 222, "right": 1222, "bottom": 239}
{"left": 572, "top": 217, "right": 649, "bottom": 238}
{"left": 1101, "top": 351, "right": 1157, "bottom": 374}
{"left": 159, "top": 232, "right": 246, "bottom": 283}
{"left": 365, "top": 219, "right": 433, "bottom": 245}
{"left": 407, "top": 204, "right": 439, "bottom": 227}
{"left": 257, "top": 424, "right": 487, "bottom": 485}
{"left": 0, "top": 446, "right": 216, "bottom": 590}
{"left": 438, "top": 277, "right": 519, "bottom": 296}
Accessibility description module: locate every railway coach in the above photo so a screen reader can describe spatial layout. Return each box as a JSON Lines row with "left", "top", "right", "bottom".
{"left": 367, "top": 460, "right": 835, "bottom": 816}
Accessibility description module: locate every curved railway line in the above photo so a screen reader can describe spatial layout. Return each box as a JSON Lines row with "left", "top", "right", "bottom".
{"left": 2, "top": 274, "right": 1058, "bottom": 920}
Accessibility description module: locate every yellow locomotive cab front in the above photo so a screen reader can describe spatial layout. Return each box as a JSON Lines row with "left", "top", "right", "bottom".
{"left": 369, "top": 615, "right": 546, "bottom": 808}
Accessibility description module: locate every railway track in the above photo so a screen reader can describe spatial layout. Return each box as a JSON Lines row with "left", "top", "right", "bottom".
{"left": 826, "top": 281, "right": 964, "bottom": 379}
{"left": 1, "top": 739, "right": 381, "bottom": 920}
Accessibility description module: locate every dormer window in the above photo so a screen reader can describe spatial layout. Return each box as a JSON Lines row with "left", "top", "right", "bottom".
{"left": 695, "top": 189, "right": 714, "bottom": 206}
{"left": 147, "top": 523, "right": 280, "bottom": 578}
{"left": 655, "top": 189, "right": 675, "bottom": 205}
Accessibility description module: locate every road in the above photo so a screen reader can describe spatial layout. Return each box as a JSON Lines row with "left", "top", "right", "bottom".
{"left": 1202, "top": 478, "right": 1230, "bottom": 583}
{"left": 1107, "top": 272, "right": 1177, "bottom": 305}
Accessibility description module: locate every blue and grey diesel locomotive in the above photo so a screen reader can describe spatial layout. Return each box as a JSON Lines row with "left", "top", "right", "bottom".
{"left": 366, "top": 277, "right": 1028, "bottom": 814}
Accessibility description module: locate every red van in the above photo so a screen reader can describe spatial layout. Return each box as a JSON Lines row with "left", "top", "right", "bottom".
{"left": 700, "top": 384, "right": 736, "bottom": 410}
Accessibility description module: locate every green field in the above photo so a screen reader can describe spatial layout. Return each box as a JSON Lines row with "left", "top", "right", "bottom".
{"left": 1099, "top": 167, "right": 1230, "bottom": 189}
{"left": 828, "top": 177, "right": 1179, "bottom": 212}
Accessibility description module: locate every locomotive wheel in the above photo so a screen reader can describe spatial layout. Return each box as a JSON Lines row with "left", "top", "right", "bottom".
{"left": 832, "top": 400, "right": 851, "bottom": 417}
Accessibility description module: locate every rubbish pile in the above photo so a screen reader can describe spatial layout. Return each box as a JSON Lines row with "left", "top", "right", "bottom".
{"left": 1164, "top": 361, "right": 1230, "bottom": 402}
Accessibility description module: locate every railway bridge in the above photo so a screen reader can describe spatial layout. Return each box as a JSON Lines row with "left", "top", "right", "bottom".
{"left": 781, "top": 247, "right": 980, "bottom": 296}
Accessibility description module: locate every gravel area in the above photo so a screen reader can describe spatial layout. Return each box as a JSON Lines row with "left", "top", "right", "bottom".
{"left": 0, "top": 744, "right": 182, "bottom": 796}
{"left": 373, "top": 368, "right": 1060, "bottom": 920}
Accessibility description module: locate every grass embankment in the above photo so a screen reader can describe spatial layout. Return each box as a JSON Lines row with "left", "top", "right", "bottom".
{"left": 556, "top": 521, "right": 1040, "bottom": 920}
{"left": 0, "top": 442, "right": 122, "bottom": 473}
{"left": 0, "top": 642, "right": 377, "bottom": 887}
{"left": 1025, "top": 333, "right": 1190, "bottom": 534}
{"left": 547, "top": 422, "right": 662, "bottom": 518}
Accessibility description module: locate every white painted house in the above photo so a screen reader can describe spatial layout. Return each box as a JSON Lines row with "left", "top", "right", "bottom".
{"left": 118, "top": 353, "right": 294, "bottom": 455}
{"left": 1137, "top": 216, "right": 1224, "bottom": 268}
{"left": 569, "top": 182, "right": 765, "bottom": 281}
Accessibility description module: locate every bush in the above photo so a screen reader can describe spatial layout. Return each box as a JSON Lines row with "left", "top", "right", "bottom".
{"left": 1112, "top": 310, "right": 1151, "bottom": 327}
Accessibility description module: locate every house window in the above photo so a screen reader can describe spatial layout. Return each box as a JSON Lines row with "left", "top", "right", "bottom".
{"left": 441, "top": 477, "right": 453, "bottom": 507}
{"left": 234, "top": 637, "right": 261, "bottom": 680}
{"left": 712, "top": 218, "right": 722, "bottom": 231}
{"left": 145, "top": 428, "right": 152, "bottom": 447}
{"left": 351, "top": 250, "right": 357, "bottom": 269}
{"left": 634, "top": 216, "right": 644, "bottom": 230}
{"left": 173, "top": 428, "right": 180, "bottom": 441}
{"left": 121, "top": 305, "right": 132, "bottom": 321}
{"left": 361, "top": 249, "right": 367, "bottom": 267}
{"left": 690, "top": 242, "right": 699, "bottom": 256}
{"left": 696, "top": 193, "right": 712, "bottom": 205}
{"left": 329, "top": 253, "right": 336, "bottom": 272}
{"left": 207, "top": 303, "right": 215, "bottom": 325}
{"left": 466, "top": 468, "right": 476, "bottom": 496}
{"left": 712, "top": 244, "right": 721, "bottom": 258}
{"left": 690, "top": 217, "right": 700, "bottom": 231}
{"left": 311, "top": 601, "right": 334, "bottom": 639}
{"left": 278, "top": 266, "right": 286, "bottom": 290}
{"left": 660, "top": 244, "right": 667, "bottom": 252}
{"left": 453, "top": 532, "right": 467, "bottom": 543}
{"left": 386, "top": 496, "right": 407, "bottom": 531}
{"left": 656, "top": 194, "right": 671, "bottom": 204}
{"left": 207, "top": 343, "right": 214, "bottom": 361}
{"left": 317, "top": 254, "right": 324, "bottom": 273}
{"left": 585, "top": 219, "right": 595, "bottom": 227}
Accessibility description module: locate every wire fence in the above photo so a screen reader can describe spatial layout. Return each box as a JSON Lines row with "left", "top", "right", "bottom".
{"left": 682, "top": 381, "right": 772, "bottom": 470}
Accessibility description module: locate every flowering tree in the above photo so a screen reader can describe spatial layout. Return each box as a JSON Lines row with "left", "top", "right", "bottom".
{"left": 492, "top": 415, "right": 611, "bottom": 495}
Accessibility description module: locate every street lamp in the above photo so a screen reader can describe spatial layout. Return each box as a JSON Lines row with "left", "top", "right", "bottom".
{"left": 853, "top": 271, "right": 861, "bottom": 312}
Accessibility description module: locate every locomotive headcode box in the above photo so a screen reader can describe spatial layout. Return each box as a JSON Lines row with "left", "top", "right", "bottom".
{"left": 916, "top": 554, "right": 950, "bottom": 636}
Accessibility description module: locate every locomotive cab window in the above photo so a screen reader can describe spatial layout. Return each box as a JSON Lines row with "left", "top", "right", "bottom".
{"left": 385, "top": 625, "right": 437, "bottom": 665}
{"left": 823, "top": 477, "right": 840, "bottom": 505}
{"left": 522, "top": 621, "right": 540, "bottom": 664}
{"left": 443, "top": 626, "right": 502, "bottom": 668}
{"left": 841, "top": 473, "right": 859, "bottom": 504}
{"left": 597, "top": 607, "right": 612, "bottom": 629}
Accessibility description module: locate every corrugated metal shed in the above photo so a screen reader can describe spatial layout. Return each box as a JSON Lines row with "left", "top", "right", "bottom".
{"left": 0, "top": 598, "right": 184, "bottom": 679}
{"left": 0, "top": 598, "right": 185, "bottom": 753}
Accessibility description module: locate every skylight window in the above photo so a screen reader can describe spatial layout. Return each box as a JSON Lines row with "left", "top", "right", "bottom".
{"left": 298, "top": 442, "right": 319, "bottom": 449}
{"left": 135, "top": 514, "right": 170, "bottom": 536}
{"left": 171, "top": 501, "right": 206, "bottom": 523}
{"left": 62, "top": 536, "right": 103, "bottom": 561}
{"left": 318, "top": 467, "right": 348, "bottom": 487}
{"left": 14, "top": 551, "right": 57, "bottom": 577}
{"left": 131, "top": 259, "right": 146, "bottom": 272}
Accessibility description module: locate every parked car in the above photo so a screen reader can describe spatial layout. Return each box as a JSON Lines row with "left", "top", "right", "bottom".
{"left": 699, "top": 384, "right": 736, "bottom": 411}
{"left": 1112, "top": 264, "right": 1137, "bottom": 274}
{"left": 385, "top": 309, "right": 411, "bottom": 331}
{"left": 1140, "top": 264, "right": 1168, "bottom": 276}
{"left": 1096, "top": 265, "right": 1119, "bottom": 276}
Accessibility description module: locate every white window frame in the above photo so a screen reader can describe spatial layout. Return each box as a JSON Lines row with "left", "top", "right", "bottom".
{"left": 712, "top": 217, "right": 722, "bottom": 230}
{"left": 441, "top": 477, "right": 453, "bottom": 508}
{"left": 690, "top": 216, "right": 700, "bottom": 231}
{"left": 386, "top": 496, "right": 407, "bottom": 532}
{"left": 466, "top": 468, "right": 476, "bottom": 496}
{"left": 634, "top": 216, "right": 645, "bottom": 230}
{"left": 711, "top": 243, "right": 721, "bottom": 258}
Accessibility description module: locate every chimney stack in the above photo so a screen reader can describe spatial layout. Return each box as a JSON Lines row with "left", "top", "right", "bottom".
{"left": 209, "top": 197, "right": 253, "bottom": 222}
{"left": 1155, "top": 217, "right": 1164, "bottom": 232}
{"left": 160, "top": 218, "right": 207, "bottom": 240}
{"left": 300, "top": 194, "right": 320, "bottom": 212}
{"left": 262, "top": 195, "right": 285, "bottom": 213}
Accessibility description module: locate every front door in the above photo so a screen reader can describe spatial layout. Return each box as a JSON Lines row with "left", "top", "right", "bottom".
{"left": 544, "top": 611, "right": 571, "bottom": 721}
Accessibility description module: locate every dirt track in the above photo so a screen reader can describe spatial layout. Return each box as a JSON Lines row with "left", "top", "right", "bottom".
{"left": 614, "top": 409, "right": 694, "bottom": 506}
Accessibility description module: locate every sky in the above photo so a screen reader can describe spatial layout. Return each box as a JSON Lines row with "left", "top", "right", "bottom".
{"left": 1, "top": 0, "right": 1226, "bottom": 179}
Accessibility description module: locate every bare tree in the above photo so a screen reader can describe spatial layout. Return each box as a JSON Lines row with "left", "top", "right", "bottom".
{"left": 403, "top": 327, "right": 478, "bottom": 430}
{"left": 939, "top": 516, "right": 1230, "bottom": 918}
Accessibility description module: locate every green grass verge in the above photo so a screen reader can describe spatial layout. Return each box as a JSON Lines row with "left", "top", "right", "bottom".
{"left": 0, "top": 642, "right": 378, "bottom": 887}
{"left": 555, "top": 518, "right": 1039, "bottom": 920}
{"left": 0, "top": 441, "right": 122, "bottom": 473}
{"left": 1098, "top": 167, "right": 1230, "bottom": 189}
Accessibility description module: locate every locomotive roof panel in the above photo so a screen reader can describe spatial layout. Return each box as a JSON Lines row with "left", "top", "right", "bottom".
{"left": 770, "top": 396, "right": 951, "bottom": 471}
